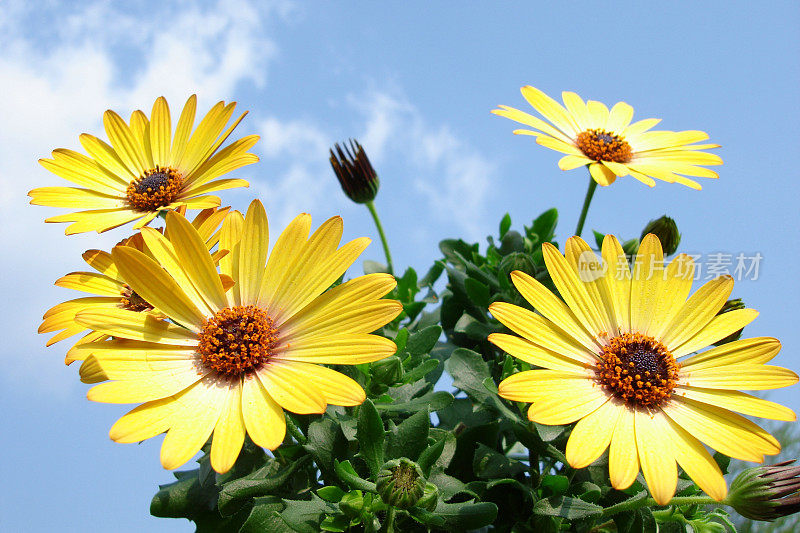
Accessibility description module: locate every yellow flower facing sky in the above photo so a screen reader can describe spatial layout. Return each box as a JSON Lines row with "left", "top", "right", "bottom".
{"left": 40, "top": 207, "right": 230, "bottom": 365}
{"left": 73, "top": 201, "right": 401, "bottom": 473}
{"left": 493, "top": 86, "right": 722, "bottom": 189}
{"left": 489, "top": 234, "right": 797, "bottom": 504}
{"left": 30, "top": 95, "right": 257, "bottom": 234}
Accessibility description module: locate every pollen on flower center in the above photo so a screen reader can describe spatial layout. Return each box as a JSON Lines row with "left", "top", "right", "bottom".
{"left": 575, "top": 129, "right": 633, "bottom": 163}
{"left": 126, "top": 166, "right": 183, "bottom": 212}
{"left": 197, "top": 305, "right": 279, "bottom": 375}
{"left": 595, "top": 332, "right": 679, "bottom": 408}
{"left": 120, "top": 285, "right": 154, "bottom": 312}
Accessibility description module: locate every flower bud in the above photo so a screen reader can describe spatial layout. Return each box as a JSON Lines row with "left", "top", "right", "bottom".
{"left": 417, "top": 482, "right": 439, "bottom": 511}
{"left": 728, "top": 460, "right": 800, "bottom": 521}
{"left": 713, "top": 299, "right": 746, "bottom": 346}
{"left": 329, "top": 139, "right": 380, "bottom": 204}
{"left": 376, "top": 458, "right": 426, "bottom": 509}
{"left": 641, "top": 216, "right": 681, "bottom": 255}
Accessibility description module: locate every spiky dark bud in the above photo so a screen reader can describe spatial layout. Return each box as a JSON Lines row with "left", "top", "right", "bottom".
{"left": 329, "top": 139, "right": 380, "bottom": 204}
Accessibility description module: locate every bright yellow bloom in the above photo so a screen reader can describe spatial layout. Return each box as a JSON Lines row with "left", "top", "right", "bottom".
{"left": 493, "top": 86, "right": 722, "bottom": 189}
{"left": 30, "top": 95, "right": 257, "bottom": 234}
{"left": 40, "top": 207, "right": 230, "bottom": 365}
{"left": 74, "top": 201, "right": 401, "bottom": 473}
{"left": 489, "top": 234, "right": 797, "bottom": 505}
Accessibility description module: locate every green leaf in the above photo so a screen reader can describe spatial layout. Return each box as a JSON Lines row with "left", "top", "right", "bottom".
{"left": 240, "top": 496, "right": 293, "bottom": 533}
{"left": 393, "top": 329, "right": 409, "bottom": 352}
{"left": 454, "top": 313, "right": 498, "bottom": 340}
{"left": 280, "top": 495, "right": 337, "bottom": 533}
{"left": 373, "top": 390, "right": 453, "bottom": 413}
{"left": 217, "top": 455, "right": 312, "bottom": 516}
{"left": 432, "top": 500, "right": 498, "bottom": 530}
{"left": 419, "top": 261, "right": 444, "bottom": 287}
{"left": 356, "top": 399, "right": 384, "bottom": 478}
{"left": 319, "top": 514, "right": 348, "bottom": 532}
{"left": 445, "top": 348, "right": 520, "bottom": 421}
{"left": 334, "top": 460, "right": 376, "bottom": 493}
{"left": 316, "top": 486, "right": 345, "bottom": 503}
{"left": 405, "top": 325, "right": 442, "bottom": 356}
{"left": 305, "top": 417, "right": 346, "bottom": 469}
{"left": 464, "top": 277, "right": 490, "bottom": 308}
{"left": 593, "top": 230, "right": 605, "bottom": 250}
{"left": 417, "top": 433, "right": 448, "bottom": 476}
{"left": 150, "top": 469, "right": 216, "bottom": 519}
{"left": 499, "top": 213, "right": 512, "bottom": 238}
{"left": 540, "top": 474, "right": 569, "bottom": 497}
{"left": 533, "top": 495, "right": 603, "bottom": 520}
{"left": 385, "top": 408, "right": 430, "bottom": 461}
{"left": 531, "top": 208, "right": 558, "bottom": 243}
{"left": 400, "top": 358, "right": 440, "bottom": 384}
{"left": 473, "top": 444, "right": 526, "bottom": 479}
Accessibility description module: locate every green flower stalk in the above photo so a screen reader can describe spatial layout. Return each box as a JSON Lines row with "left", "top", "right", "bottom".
{"left": 376, "top": 459, "right": 426, "bottom": 510}
{"left": 728, "top": 460, "right": 800, "bottom": 521}
{"left": 330, "top": 139, "right": 394, "bottom": 274}
{"left": 641, "top": 215, "right": 681, "bottom": 255}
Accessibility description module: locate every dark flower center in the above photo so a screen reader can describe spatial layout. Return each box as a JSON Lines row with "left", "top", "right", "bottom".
{"left": 595, "top": 333, "right": 679, "bottom": 408}
{"left": 197, "top": 306, "right": 279, "bottom": 375}
{"left": 575, "top": 129, "right": 633, "bottom": 163}
{"left": 125, "top": 166, "right": 183, "bottom": 212}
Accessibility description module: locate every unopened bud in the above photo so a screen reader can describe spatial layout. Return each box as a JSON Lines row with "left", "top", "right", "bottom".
{"left": 728, "top": 460, "right": 800, "bottom": 521}
{"left": 713, "top": 299, "right": 746, "bottom": 346}
{"left": 329, "top": 139, "right": 380, "bottom": 204}
{"left": 376, "top": 458, "right": 426, "bottom": 509}
{"left": 641, "top": 216, "right": 680, "bottom": 255}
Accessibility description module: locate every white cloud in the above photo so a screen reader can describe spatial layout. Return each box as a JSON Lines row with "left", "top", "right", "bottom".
{"left": 0, "top": 0, "right": 287, "bottom": 390}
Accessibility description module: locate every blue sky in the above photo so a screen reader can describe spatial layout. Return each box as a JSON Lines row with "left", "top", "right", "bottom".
{"left": 1, "top": 1, "right": 798, "bottom": 531}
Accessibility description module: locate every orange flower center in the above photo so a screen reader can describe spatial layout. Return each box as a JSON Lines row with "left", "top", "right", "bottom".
{"left": 120, "top": 285, "right": 154, "bottom": 312}
{"left": 197, "top": 306, "right": 279, "bottom": 375}
{"left": 126, "top": 166, "right": 183, "bottom": 212}
{"left": 575, "top": 129, "right": 633, "bottom": 163}
{"left": 595, "top": 333, "right": 679, "bottom": 408}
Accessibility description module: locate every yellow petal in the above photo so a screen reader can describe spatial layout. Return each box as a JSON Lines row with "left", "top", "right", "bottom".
{"left": 680, "top": 364, "right": 798, "bottom": 391}
{"left": 257, "top": 213, "right": 312, "bottom": 310}
{"left": 88, "top": 366, "right": 206, "bottom": 404}
{"left": 560, "top": 91, "right": 590, "bottom": 131}
{"left": 150, "top": 97, "right": 171, "bottom": 166}
{"left": 242, "top": 375, "right": 286, "bottom": 449}
{"left": 621, "top": 118, "right": 661, "bottom": 139}
{"left": 110, "top": 396, "right": 182, "bottom": 443}
{"left": 564, "top": 237, "right": 615, "bottom": 335}
{"left": 565, "top": 399, "right": 619, "bottom": 468}
{"left": 29, "top": 186, "right": 126, "bottom": 209}
{"left": 586, "top": 100, "right": 609, "bottom": 129}
{"left": 160, "top": 376, "right": 228, "bottom": 470}
{"left": 509, "top": 270, "right": 599, "bottom": 352}
{"left": 257, "top": 362, "right": 327, "bottom": 414}
{"left": 660, "top": 276, "right": 733, "bottom": 350}
{"left": 558, "top": 154, "right": 591, "bottom": 171}
{"left": 671, "top": 309, "right": 759, "bottom": 358}
{"left": 600, "top": 235, "right": 631, "bottom": 333}
{"left": 609, "top": 405, "right": 638, "bottom": 489}
{"left": 648, "top": 254, "right": 695, "bottom": 339}
{"left": 75, "top": 307, "right": 197, "bottom": 345}
{"left": 674, "top": 386, "right": 796, "bottom": 422}
{"left": 606, "top": 102, "right": 634, "bottom": 133}
{"left": 170, "top": 95, "right": 197, "bottom": 167}
{"left": 82, "top": 249, "right": 119, "bottom": 278}
{"left": 488, "top": 333, "right": 592, "bottom": 372}
{"left": 491, "top": 105, "right": 574, "bottom": 144}
{"left": 662, "top": 414, "right": 727, "bottom": 501}
{"left": 521, "top": 85, "right": 580, "bottom": 136}
{"left": 284, "top": 300, "right": 402, "bottom": 343}
{"left": 103, "top": 110, "right": 147, "bottom": 177}
{"left": 542, "top": 242, "right": 607, "bottom": 336}
{"left": 663, "top": 398, "right": 779, "bottom": 461}
{"left": 274, "top": 333, "right": 397, "bottom": 365}
{"left": 630, "top": 234, "right": 664, "bottom": 335}
{"left": 277, "top": 361, "right": 367, "bottom": 406}
{"left": 589, "top": 162, "right": 616, "bottom": 186}
{"left": 79, "top": 134, "right": 137, "bottom": 180}
{"left": 112, "top": 246, "right": 205, "bottom": 331}
{"left": 680, "top": 337, "right": 782, "bottom": 370}
{"left": 498, "top": 370, "right": 606, "bottom": 424}
{"left": 55, "top": 271, "right": 124, "bottom": 296}
{"left": 165, "top": 210, "right": 227, "bottom": 311}
{"left": 635, "top": 410, "right": 677, "bottom": 505}
{"left": 237, "top": 200, "right": 269, "bottom": 305}
{"left": 536, "top": 134, "right": 583, "bottom": 156}
{"left": 211, "top": 379, "right": 246, "bottom": 474}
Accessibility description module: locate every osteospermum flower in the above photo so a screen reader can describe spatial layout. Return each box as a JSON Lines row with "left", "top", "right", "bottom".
{"left": 40, "top": 207, "right": 230, "bottom": 365}
{"left": 30, "top": 95, "right": 257, "bottom": 234}
{"left": 493, "top": 86, "right": 722, "bottom": 189}
{"left": 489, "top": 234, "right": 797, "bottom": 504}
{"left": 74, "top": 201, "right": 401, "bottom": 473}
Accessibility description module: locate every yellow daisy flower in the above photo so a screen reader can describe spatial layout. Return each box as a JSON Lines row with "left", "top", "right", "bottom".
{"left": 40, "top": 207, "right": 231, "bottom": 365}
{"left": 30, "top": 95, "right": 257, "bottom": 234}
{"left": 493, "top": 86, "right": 722, "bottom": 189}
{"left": 74, "top": 201, "right": 401, "bottom": 473}
{"left": 489, "top": 234, "right": 798, "bottom": 505}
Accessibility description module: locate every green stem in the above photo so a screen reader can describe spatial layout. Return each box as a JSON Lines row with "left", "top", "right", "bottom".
{"left": 601, "top": 495, "right": 722, "bottom": 518}
{"left": 285, "top": 416, "right": 307, "bottom": 445}
{"left": 365, "top": 200, "right": 394, "bottom": 276}
{"left": 382, "top": 507, "right": 397, "bottom": 533}
{"left": 574, "top": 173, "right": 598, "bottom": 238}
